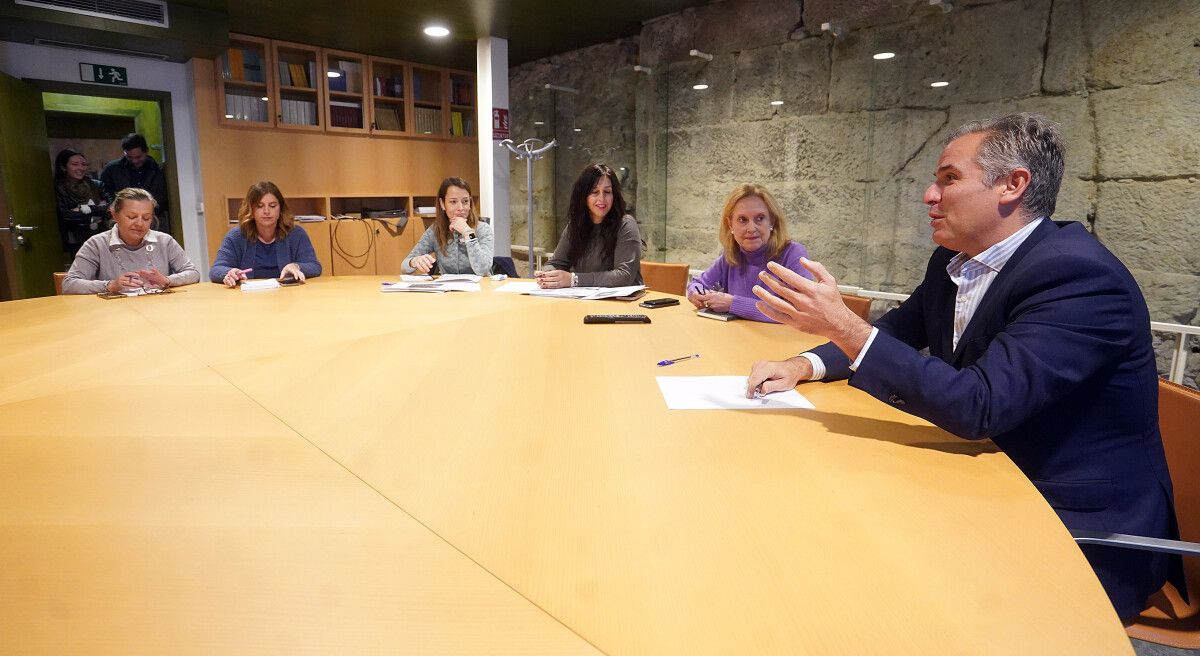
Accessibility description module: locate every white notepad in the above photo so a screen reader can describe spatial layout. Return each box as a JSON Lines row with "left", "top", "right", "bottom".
{"left": 240, "top": 279, "right": 280, "bottom": 292}
{"left": 656, "top": 376, "right": 815, "bottom": 410}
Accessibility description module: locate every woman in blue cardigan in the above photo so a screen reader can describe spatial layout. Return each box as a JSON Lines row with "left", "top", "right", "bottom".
{"left": 210, "top": 181, "right": 321, "bottom": 286}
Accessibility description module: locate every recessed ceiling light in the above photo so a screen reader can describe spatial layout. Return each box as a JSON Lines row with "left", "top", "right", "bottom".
{"left": 533, "top": 121, "right": 545, "bottom": 125}
{"left": 692, "top": 83, "right": 709, "bottom": 90}
{"left": 573, "top": 127, "right": 582, "bottom": 132}
{"left": 424, "top": 25, "right": 450, "bottom": 38}
{"left": 770, "top": 100, "right": 784, "bottom": 106}
{"left": 930, "top": 81, "right": 950, "bottom": 88}
{"left": 873, "top": 52, "right": 896, "bottom": 60}
{"left": 327, "top": 71, "right": 342, "bottom": 78}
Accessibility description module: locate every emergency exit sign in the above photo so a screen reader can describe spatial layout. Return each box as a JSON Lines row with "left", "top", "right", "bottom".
{"left": 79, "top": 63, "right": 128, "bottom": 86}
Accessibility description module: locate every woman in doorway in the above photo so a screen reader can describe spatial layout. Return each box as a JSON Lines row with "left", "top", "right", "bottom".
{"left": 210, "top": 181, "right": 322, "bottom": 286}
{"left": 54, "top": 148, "right": 110, "bottom": 257}
{"left": 537, "top": 163, "right": 642, "bottom": 288}
{"left": 402, "top": 176, "right": 494, "bottom": 276}
{"left": 62, "top": 187, "right": 199, "bottom": 294}
{"left": 685, "top": 183, "right": 811, "bottom": 322}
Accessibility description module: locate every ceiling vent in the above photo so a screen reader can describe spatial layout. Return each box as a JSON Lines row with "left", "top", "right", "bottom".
{"left": 15, "top": 0, "right": 169, "bottom": 28}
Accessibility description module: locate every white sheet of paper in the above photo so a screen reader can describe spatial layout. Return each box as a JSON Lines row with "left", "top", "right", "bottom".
{"left": 656, "top": 376, "right": 815, "bottom": 410}
{"left": 381, "top": 281, "right": 481, "bottom": 293}
{"left": 494, "top": 281, "right": 541, "bottom": 293}
{"left": 241, "top": 279, "right": 280, "bottom": 292}
{"left": 437, "top": 274, "right": 482, "bottom": 282}
{"left": 400, "top": 274, "right": 433, "bottom": 282}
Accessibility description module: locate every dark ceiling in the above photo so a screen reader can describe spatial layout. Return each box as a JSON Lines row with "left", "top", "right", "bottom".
{"left": 177, "top": 0, "right": 712, "bottom": 69}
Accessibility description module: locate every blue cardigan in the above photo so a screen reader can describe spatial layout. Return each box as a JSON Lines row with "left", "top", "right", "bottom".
{"left": 209, "top": 226, "right": 322, "bottom": 282}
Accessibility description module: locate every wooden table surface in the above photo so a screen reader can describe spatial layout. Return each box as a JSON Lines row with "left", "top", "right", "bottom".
{"left": 0, "top": 277, "right": 1133, "bottom": 654}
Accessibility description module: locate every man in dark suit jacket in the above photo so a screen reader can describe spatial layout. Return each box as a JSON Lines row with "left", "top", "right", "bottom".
{"left": 100, "top": 132, "right": 171, "bottom": 237}
{"left": 746, "top": 113, "right": 1176, "bottom": 620}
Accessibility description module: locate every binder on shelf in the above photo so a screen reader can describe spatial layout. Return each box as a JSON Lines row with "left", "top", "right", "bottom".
{"left": 228, "top": 48, "right": 245, "bottom": 80}
{"left": 278, "top": 61, "right": 291, "bottom": 86}
{"left": 451, "top": 111, "right": 464, "bottom": 137}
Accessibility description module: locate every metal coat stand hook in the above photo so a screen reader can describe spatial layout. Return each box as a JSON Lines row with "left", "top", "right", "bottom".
{"left": 499, "top": 138, "right": 558, "bottom": 275}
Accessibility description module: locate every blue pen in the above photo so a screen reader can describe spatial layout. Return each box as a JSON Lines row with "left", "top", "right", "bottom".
{"left": 657, "top": 353, "right": 700, "bottom": 367}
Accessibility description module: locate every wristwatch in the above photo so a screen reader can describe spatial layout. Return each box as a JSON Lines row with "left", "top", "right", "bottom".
{"left": 467, "top": 232, "right": 476, "bottom": 241}
{"left": 570, "top": 272, "right": 578, "bottom": 287}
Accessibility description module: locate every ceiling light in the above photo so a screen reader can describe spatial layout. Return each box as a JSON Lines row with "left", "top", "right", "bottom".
{"left": 424, "top": 25, "right": 450, "bottom": 38}
{"left": 533, "top": 121, "right": 545, "bottom": 125}
{"left": 327, "top": 70, "right": 341, "bottom": 78}
{"left": 873, "top": 52, "right": 896, "bottom": 60}
{"left": 692, "top": 83, "right": 709, "bottom": 90}
{"left": 573, "top": 127, "right": 582, "bottom": 132}
{"left": 930, "top": 81, "right": 950, "bottom": 88}
{"left": 770, "top": 100, "right": 784, "bottom": 106}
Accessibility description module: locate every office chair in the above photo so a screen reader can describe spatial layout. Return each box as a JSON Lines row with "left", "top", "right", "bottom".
{"left": 841, "top": 293, "right": 872, "bottom": 321}
{"left": 53, "top": 272, "right": 67, "bottom": 295}
{"left": 641, "top": 261, "right": 689, "bottom": 296}
{"left": 492, "top": 256, "right": 518, "bottom": 278}
{"left": 1071, "top": 379, "right": 1200, "bottom": 648}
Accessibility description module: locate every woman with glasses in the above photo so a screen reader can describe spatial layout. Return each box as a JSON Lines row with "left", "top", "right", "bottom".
{"left": 686, "top": 183, "right": 811, "bottom": 322}
{"left": 62, "top": 187, "right": 199, "bottom": 294}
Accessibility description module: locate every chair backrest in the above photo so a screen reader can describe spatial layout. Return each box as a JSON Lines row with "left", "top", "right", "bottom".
{"left": 641, "top": 261, "right": 688, "bottom": 296}
{"left": 1160, "top": 380, "right": 1200, "bottom": 590}
{"left": 491, "top": 256, "right": 518, "bottom": 278}
{"left": 53, "top": 272, "right": 66, "bottom": 295}
{"left": 841, "top": 293, "right": 872, "bottom": 321}
{"left": 1125, "top": 379, "right": 1200, "bottom": 648}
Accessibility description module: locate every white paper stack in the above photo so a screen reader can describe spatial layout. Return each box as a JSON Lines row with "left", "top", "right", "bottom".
{"left": 241, "top": 279, "right": 280, "bottom": 292}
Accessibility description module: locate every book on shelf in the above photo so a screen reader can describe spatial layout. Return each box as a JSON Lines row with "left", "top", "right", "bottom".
{"left": 373, "top": 74, "right": 404, "bottom": 98}
{"left": 329, "top": 68, "right": 348, "bottom": 92}
{"left": 329, "top": 100, "right": 362, "bottom": 129}
{"left": 374, "top": 105, "right": 402, "bottom": 131}
{"left": 414, "top": 106, "right": 441, "bottom": 135}
{"left": 451, "top": 111, "right": 464, "bottom": 137}
{"left": 227, "top": 48, "right": 244, "bottom": 80}
{"left": 242, "top": 48, "right": 264, "bottom": 83}
{"left": 339, "top": 60, "right": 362, "bottom": 94}
{"left": 278, "top": 61, "right": 290, "bottom": 86}
{"left": 450, "top": 77, "right": 473, "bottom": 105}
{"left": 288, "top": 62, "right": 309, "bottom": 88}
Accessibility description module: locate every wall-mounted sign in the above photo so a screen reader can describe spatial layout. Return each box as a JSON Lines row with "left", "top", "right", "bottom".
{"left": 492, "top": 108, "right": 510, "bottom": 140}
{"left": 79, "top": 63, "right": 128, "bottom": 86}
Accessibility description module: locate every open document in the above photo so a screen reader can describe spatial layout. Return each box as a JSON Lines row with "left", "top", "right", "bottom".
{"left": 656, "top": 376, "right": 815, "bottom": 410}
{"left": 525, "top": 284, "right": 646, "bottom": 300}
{"left": 381, "top": 280, "right": 481, "bottom": 293}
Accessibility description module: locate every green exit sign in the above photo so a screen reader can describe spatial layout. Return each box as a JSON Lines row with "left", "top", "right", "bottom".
{"left": 79, "top": 63, "right": 128, "bottom": 86}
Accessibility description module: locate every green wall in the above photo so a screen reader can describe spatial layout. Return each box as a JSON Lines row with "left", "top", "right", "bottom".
{"left": 41, "top": 93, "right": 163, "bottom": 161}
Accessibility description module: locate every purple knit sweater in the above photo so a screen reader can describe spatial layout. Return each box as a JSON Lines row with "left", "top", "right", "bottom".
{"left": 686, "top": 241, "right": 812, "bottom": 322}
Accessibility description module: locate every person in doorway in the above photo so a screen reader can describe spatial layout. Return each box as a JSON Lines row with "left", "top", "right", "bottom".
{"left": 62, "top": 187, "right": 198, "bottom": 294}
{"left": 100, "top": 132, "right": 171, "bottom": 236}
{"left": 401, "top": 176, "right": 494, "bottom": 276}
{"left": 537, "top": 163, "right": 642, "bottom": 288}
{"left": 53, "top": 148, "right": 110, "bottom": 257}
{"left": 685, "top": 183, "right": 812, "bottom": 322}
{"left": 210, "top": 181, "right": 321, "bottom": 286}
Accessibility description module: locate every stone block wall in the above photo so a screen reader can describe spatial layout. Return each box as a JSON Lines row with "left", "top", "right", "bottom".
{"left": 509, "top": 0, "right": 1200, "bottom": 384}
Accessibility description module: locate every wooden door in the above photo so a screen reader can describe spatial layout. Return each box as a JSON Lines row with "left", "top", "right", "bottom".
{"left": 0, "top": 73, "right": 61, "bottom": 299}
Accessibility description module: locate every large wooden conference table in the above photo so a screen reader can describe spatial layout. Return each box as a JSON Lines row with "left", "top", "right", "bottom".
{"left": 0, "top": 277, "right": 1132, "bottom": 654}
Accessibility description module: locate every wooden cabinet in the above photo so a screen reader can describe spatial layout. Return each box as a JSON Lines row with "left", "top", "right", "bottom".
{"left": 216, "top": 34, "right": 473, "bottom": 142}
{"left": 218, "top": 34, "right": 272, "bottom": 127}
{"left": 272, "top": 41, "right": 323, "bottom": 131}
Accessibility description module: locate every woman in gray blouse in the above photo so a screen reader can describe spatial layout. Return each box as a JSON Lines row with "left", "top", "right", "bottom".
{"left": 536, "top": 163, "right": 642, "bottom": 288}
{"left": 402, "top": 177, "right": 494, "bottom": 276}
{"left": 62, "top": 187, "right": 199, "bottom": 295}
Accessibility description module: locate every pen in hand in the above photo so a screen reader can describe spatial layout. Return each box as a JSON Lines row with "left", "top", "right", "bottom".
{"left": 657, "top": 353, "right": 700, "bottom": 367}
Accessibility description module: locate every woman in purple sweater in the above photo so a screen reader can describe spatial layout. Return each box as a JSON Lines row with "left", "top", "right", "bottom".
{"left": 686, "top": 183, "right": 812, "bottom": 322}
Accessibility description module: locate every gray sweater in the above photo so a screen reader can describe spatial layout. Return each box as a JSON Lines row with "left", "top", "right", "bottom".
{"left": 548, "top": 214, "right": 643, "bottom": 287}
{"left": 402, "top": 220, "right": 494, "bottom": 275}
{"left": 63, "top": 227, "right": 200, "bottom": 294}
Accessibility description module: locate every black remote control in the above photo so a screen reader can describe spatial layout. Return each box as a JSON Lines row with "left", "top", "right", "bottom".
{"left": 583, "top": 314, "right": 651, "bottom": 324}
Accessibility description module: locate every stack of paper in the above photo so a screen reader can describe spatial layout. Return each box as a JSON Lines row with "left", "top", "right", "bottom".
{"left": 525, "top": 285, "right": 645, "bottom": 300}
{"left": 381, "top": 281, "right": 481, "bottom": 293}
{"left": 241, "top": 279, "right": 280, "bottom": 292}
